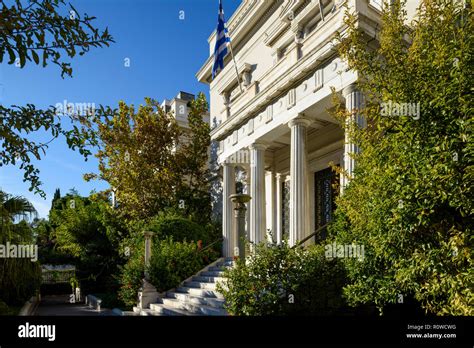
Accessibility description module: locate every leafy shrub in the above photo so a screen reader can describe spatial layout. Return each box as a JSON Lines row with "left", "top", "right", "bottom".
{"left": 218, "top": 242, "right": 347, "bottom": 316}
{"left": 46, "top": 193, "right": 124, "bottom": 295}
{"left": 117, "top": 214, "right": 221, "bottom": 309}
{"left": 329, "top": 1, "right": 473, "bottom": 315}
{"left": 117, "top": 254, "right": 144, "bottom": 308}
{"left": 146, "top": 212, "right": 219, "bottom": 245}
{"left": 91, "top": 292, "right": 124, "bottom": 309}
{"left": 0, "top": 300, "right": 10, "bottom": 315}
{"left": 148, "top": 237, "right": 218, "bottom": 292}
{"left": 0, "top": 258, "right": 41, "bottom": 306}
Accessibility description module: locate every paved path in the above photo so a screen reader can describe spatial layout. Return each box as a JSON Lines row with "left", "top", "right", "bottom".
{"left": 35, "top": 295, "right": 113, "bottom": 316}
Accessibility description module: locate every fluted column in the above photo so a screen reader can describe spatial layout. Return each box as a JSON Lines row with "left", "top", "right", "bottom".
{"left": 249, "top": 143, "right": 267, "bottom": 245}
{"left": 288, "top": 116, "right": 312, "bottom": 246}
{"left": 341, "top": 84, "right": 365, "bottom": 191}
{"left": 222, "top": 162, "right": 235, "bottom": 257}
{"left": 269, "top": 169, "right": 277, "bottom": 243}
{"left": 275, "top": 173, "right": 286, "bottom": 245}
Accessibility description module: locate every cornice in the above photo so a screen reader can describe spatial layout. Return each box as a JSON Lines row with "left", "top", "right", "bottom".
{"left": 210, "top": 39, "right": 340, "bottom": 141}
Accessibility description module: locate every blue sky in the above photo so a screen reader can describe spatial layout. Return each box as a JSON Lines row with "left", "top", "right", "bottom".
{"left": 0, "top": 0, "right": 241, "bottom": 218}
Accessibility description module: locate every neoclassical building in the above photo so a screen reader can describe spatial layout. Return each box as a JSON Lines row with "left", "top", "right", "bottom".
{"left": 197, "top": 0, "right": 420, "bottom": 256}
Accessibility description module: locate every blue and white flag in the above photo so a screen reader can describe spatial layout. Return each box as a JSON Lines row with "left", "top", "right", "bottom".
{"left": 212, "top": 0, "right": 230, "bottom": 79}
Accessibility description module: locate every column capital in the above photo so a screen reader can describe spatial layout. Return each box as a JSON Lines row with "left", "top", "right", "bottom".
{"left": 342, "top": 83, "right": 360, "bottom": 98}
{"left": 288, "top": 115, "right": 312, "bottom": 128}
{"left": 275, "top": 173, "right": 288, "bottom": 180}
{"left": 249, "top": 142, "right": 268, "bottom": 151}
{"left": 222, "top": 159, "right": 236, "bottom": 166}
{"left": 143, "top": 231, "right": 154, "bottom": 239}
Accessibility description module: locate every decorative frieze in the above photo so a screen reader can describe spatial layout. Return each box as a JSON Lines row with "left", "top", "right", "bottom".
{"left": 265, "top": 104, "right": 273, "bottom": 124}
{"left": 287, "top": 88, "right": 296, "bottom": 109}
{"left": 247, "top": 118, "right": 254, "bottom": 135}
{"left": 314, "top": 68, "right": 324, "bottom": 92}
{"left": 232, "top": 130, "right": 238, "bottom": 145}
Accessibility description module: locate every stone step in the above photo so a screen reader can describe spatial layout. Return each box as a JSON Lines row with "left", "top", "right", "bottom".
{"left": 161, "top": 298, "right": 226, "bottom": 316}
{"left": 184, "top": 281, "right": 218, "bottom": 290}
{"left": 149, "top": 303, "right": 199, "bottom": 316}
{"left": 200, "top": 270, "right": 226, "bottom": 277}
{"left": 216, "top": 261, "right": 234, "bottom": 268}
{"left": 166, "top": 291, "right": 225, "bottom": 308}
{"left": 192, "top": 275, "right": 226, "bottom": 283}
{"left": 139, "top": 308, "right": 159, "bottom": 316}
{"left": 176, "top": 286, "right": 224, "bottom": 299}
{"left": 208, "top": 266, "right": 226, "bottom": 272}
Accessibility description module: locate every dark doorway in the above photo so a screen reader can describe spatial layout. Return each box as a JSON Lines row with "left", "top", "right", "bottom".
{"left": 281, "top": 180, "right": 290, "bottom": 242}
{"left": 314, "top": 167, "right": 339, "bottom": 241}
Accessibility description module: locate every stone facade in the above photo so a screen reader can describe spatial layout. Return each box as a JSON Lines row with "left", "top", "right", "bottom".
{"left": 197, "top": 0, "right": 421, "bottom": 256}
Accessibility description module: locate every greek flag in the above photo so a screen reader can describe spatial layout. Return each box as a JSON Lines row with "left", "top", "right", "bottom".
{"left": 212, "top": 0, "right": 230, "bottom": 78}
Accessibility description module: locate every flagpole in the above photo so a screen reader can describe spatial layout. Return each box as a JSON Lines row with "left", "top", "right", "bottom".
{"left": 228, "top": 39, "right": 243, "bottom": 93}
{"left": 214, "top": 0, "right": 243, "bottom": 93}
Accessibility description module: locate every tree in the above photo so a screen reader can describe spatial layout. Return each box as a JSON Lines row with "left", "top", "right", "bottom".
{"left": 0, "top": 0, "right": 114, "bottom": 196}
{"left": 47, "top": 191, "right": 123, "bottom": 292}
{"left": 0, "top": 190, "right": 41, "bottom": 308}
{"left": 0, "top": 189, "right": 37, "bottom": 242}
{"left": 0, "top": 190, "right": 36, "bottom": 221}
{"left": 330, "top": 0, "right": 473, "bottom": 315}
{"left": 174, "top": 93, "right": 212, "bottom": 222}
{"left": 51, "top": 188, "right": 61, "bottom": 208}
{"left": 86, "top": 95, "right": 212, "bottom": 221}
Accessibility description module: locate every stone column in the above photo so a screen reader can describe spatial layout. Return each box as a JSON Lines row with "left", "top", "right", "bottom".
{"left": 269, "top": 169, "right": 277, "bottom": 243}
{"left": 288, "top": 116, "right": 312, "bottom": 246}
{"left": 341, "top": 84, "right": 365, "bottom": 191}
{"left": 138, "top": 231, "right": 158, "bottom": 310}
{"left": 249, "top": 143, "right": 267, "bottom": 245}
{"left": 222, "top": 162, "right": 235, "bottom": 258}
{"left": 143, "top": 231, "right": 154, "bottom": 280}
{"left": 275, "top": 173, "right": 285, "bottom": 245}
{"left": 230, "top": 194, "right": 251, "bottom": 259}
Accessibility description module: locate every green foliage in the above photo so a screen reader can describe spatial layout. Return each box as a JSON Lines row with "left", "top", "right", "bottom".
{"left": 90, "top": 292, "right": 124, "bottom": 310}
{"left": 0, "top": 1, "right": 113, "bottom": 196}
{"left": 145, "top": 211, "right": 218, "bottom": 245}
{"left": 330, "top": 0, "right": 473, "bottom": 315}
{"left": 117, "top": 232, "right": 219, "bottom": 308}
{"left": 0, "top": 190, "right": 41, "bottom": 307}
{"left": 218, "top": 242, "right": 347, "bottom": 316}
{"left": 148, "top": 237, "right": 217, "bottom": 293}
{"left": 51, "top": 189, "right": 61, "bottom": 209}
{"left": 117, "top": 253, "right": 144, "bottom": 308}
{"left": 0, "top": 258, "right": 41, "bottom": 306}
{"left": 174, "top": 93, "right": 212, "bottom": 222}
{"left": 69, "top": 275, "right": 80, "bottom": 292}
{"left": 0, "top": 299, "right": 21, "bottom": 316}
{"left": 45, "top": 192, "right": 124, "bottom": 294}
{"left": 0, "top": 0, "right": 113, "bottom": 77}
{"left": 0, "top": 191, "right": 36, "bottom": 226}
{"left": 86, "top": 94, "right": 212, "bottom": 221}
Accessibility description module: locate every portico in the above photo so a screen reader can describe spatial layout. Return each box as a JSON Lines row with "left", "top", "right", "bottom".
{"left": 197, "top": 0, "right": 370, "bottom": 257}
{"left": 216, "top": 84, "right": 366, "bottom": 256}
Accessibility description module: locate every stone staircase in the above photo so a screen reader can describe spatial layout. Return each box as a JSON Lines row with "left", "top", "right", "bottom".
{"left": 136, "top": 257, "right": 233, "bottom": 316}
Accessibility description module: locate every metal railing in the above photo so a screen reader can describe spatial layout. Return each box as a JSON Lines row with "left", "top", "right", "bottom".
{"left": 198, "top": 237, "right": 223, "bottom": 254}
{"left": 293, "top": 223, "right": 330, "bottom": 248}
